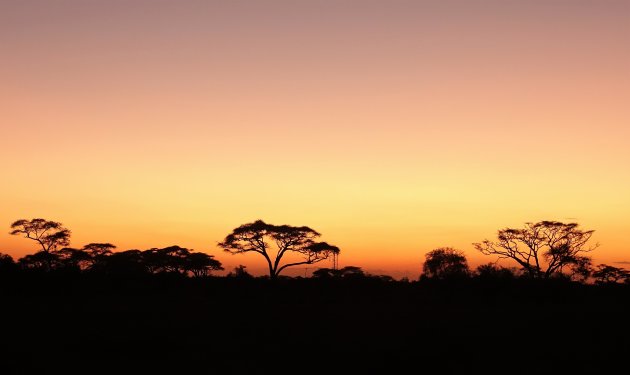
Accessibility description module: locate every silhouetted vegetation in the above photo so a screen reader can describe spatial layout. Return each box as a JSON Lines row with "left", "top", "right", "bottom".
{"left": 1, "top": 218, "right": 629, "bottom": 371}
{"left": 421, "top": 247, "right": 470, "bottom": 280}
{"left": 8, "top": 218, "right": 223, "bottom": 278}
{"left": 592, "top": 264, "right": 630, "bottom": 285}
{"left": 474, "top": 221, "right": 597, "bottom": 279}
{"left": 218, "top": 219, "right": 340, "bottom": 278}
{"left": 225, "top": 264, "right": 254, "bottom": 279}
{"left": 474, "top": 263, "right": 518, "bottom": 280}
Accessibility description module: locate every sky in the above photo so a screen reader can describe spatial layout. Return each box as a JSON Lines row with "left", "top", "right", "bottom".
{"left": 1, "top": 0, "right": 629, "bottom": 279}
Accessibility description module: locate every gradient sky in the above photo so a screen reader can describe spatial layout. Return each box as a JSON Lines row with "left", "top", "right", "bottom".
{"left": 1, "top": 0, "right": 629, "bottom": 278}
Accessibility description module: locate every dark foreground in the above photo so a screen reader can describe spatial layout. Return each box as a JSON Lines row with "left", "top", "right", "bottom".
{"left": 1, "top": 275, "right": 629, "bottom": 373}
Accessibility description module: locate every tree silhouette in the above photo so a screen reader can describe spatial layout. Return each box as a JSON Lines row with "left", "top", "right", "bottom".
{"left": 0, "top": 253, "right": 17, "bottom": 274}
{"left": 129, "top": 246, "right": 224, "bottom": 277}
{"left": 312, "top": 267, "right": 337, "bottom": 279}
{"left": 101, "top": 249, "right": 145, "bottom": 276}
{"left": 421, "top": 247, "right": 469, "bottom": 280}
{"left": 143, "top": 246, "right": 191, "bottom": 274}
{"left": 226, "top": 265, "right": 253, "bottom": 278}
{"left": 10, "top": 218, "right": 71, "bottom": 253}
{"left": 592, "top": 264, "right": 630, "bottom": 285}
{"left": 474, "top": 263, "right": 517, "bottom": 280}
{"left": 18, "top": 251, "right": 61, "bottom": 271}
{"left": 218, "top": 220, "right": 340, "bottom": 279}
{"left": 474, "top": 221, "right": 597, "bottom": 279}
{"left": 56, "top": 247, "right": 91, "bottom": 271}
{"left": 185, "top": 252, "right": 223, "bottom": 277}
{"left": 82, "top": 243, "right": 116, "bottom": 256}
{"left": 81, "top": 243, "right": 116, "bottom": 271}
{"left": 567, "top": 256, "right": 593, "bottom": 283}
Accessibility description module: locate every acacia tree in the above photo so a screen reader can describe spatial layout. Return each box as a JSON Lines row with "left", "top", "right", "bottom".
{"left": 10, "top": 218, "right": 71, "bottom": 270}
{"left": 474, "top": 221, "right": 597, "bottom": 279}
{"left": 142, "top": 246, "right": 192, "bottom": 274}
{"left": 138, "top": 246, "right": 223, "bottom": 276}
{"left": 10, "top": 218, "right": 71, "bottom": 253}
{"left": 185, "top": 252, "right": 224, "bottom": 277}
{"left": 82, "top": 243, "right": 116, "bottom": 258}
{"left": 421, "top": 247, "right": 470, "bottom": 280}
{"left": 218, "top": 220, "right": 340, "bottom": 279}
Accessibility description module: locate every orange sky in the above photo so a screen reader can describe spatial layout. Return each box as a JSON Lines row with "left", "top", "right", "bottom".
{"left": 1, "top": 0, "right": 629, "bottom": 278}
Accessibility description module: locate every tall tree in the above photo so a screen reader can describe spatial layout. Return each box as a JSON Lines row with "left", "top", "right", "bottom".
{"left": 10, "top": 218, "right": 71, "bottom": 253}
{"left": 474, "top": 221, "right": 597, "bottom": 279}
{"left": 218, "top": 220, "right": 340, "bottom": 279}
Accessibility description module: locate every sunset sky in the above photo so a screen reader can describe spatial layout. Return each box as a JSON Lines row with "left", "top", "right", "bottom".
{"left": 1, "top": 0, "right": 629, "bottom": 278}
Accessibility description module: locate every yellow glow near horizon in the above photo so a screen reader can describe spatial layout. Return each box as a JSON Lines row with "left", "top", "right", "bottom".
{"left": 1, "top": 1, "right": 629, "bottom": 278}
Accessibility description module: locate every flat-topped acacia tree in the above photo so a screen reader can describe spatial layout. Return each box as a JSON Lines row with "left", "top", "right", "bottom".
{"left": 218, "top": 220, "right": 340, "bottom": 279}
{"left": 10, "top": 218, "right": 72, "bottom": 271}
{"left": 10, "top": 218, "right": 71, "bottom": 253}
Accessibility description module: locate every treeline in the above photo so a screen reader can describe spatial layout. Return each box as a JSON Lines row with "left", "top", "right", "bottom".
{"left": 2, "top": 218, "right": 629, "bottom": 285}
{"left": 420, "top": 247, "right": 630, "bottom": 285}
{"left": 0, "top": 244, "right": 223, "bottom": 277}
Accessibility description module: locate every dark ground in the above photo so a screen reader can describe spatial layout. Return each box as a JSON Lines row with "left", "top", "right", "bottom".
{"left": 1, "top": 275, "right": 628, "bottom": 374}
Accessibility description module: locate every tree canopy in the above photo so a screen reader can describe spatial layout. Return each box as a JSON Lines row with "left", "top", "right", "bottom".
{"left": 422, "top": 247, "right": 470, "bottom": 280}
{"left": 474, "top": 221, "right": 597, "bottom": 279}
{"left": 218, "top": 220, "right": 340, "bottom": 278}
{"left": 10, "top": 218, "right": 71, "bottom": 253}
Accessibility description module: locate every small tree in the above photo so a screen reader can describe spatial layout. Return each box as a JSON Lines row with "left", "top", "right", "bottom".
{"left": 474, "top": 221, "right": 597, "bottom": 279}
{"left": 226, "top": 265, "right": 253, "bottom": 279}
{"left": 218, "top": 220, "right": 340, "bottom": 279}
{"left": 422, "top": 247, "right": 469, "bottom": 280}
{"left": 185, "top": 252, "right": 223, "bottom": 277}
